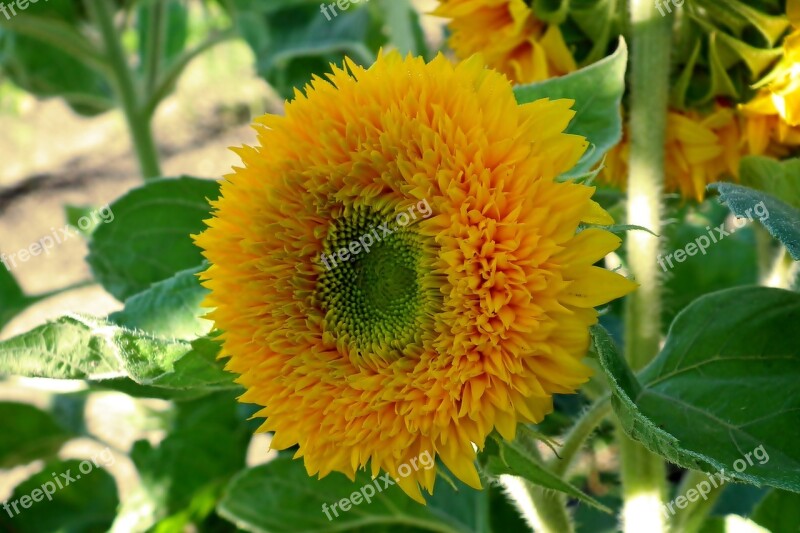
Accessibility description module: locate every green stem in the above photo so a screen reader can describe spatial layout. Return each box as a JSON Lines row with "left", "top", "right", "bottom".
{"left": 669, "top": 469, "right": 725, "bottom": 533}
{"left": 501, "top": 435, "right": 574, "bottom": 533}
{"left": 142, "top": 0, "right": 167, "bottom": 96}
{"left": 86, "top": 0, "right": 161, "bottom": 180}
{"left": 763, "top": 245, "right": 798, "bottom": 289}
{"left": 551, "top": 396, "right": 611, "bottom": 477}
{"left": 621, "top": 0, "right": 673, "bottom": 531}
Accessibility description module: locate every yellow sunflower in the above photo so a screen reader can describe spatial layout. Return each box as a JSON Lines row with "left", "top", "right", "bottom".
{"left": 195, "top": 52, "right": 635, "bottom": 502}
{"left": 434, "top": 0, "right": 576, "bottom": 84}
{"left": 739, "top": 0, "right": 800, "bottom": 156}
{"left": 600, "top": 106, "right": 743, "bottom": 201}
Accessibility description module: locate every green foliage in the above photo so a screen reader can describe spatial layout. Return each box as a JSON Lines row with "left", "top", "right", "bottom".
{"left": 709, "top": 182, "right": 800, "bottom": 260}
{"left": 218, "top": 455, "right": 485, "bottom": 533}
{"left": 0, "top": 315, "right": 236, "bottom": 397}
{"left": 594, "top": 287, "right": 800, "bottom": 493}
{"left": 87, "top": 177, "right": 220, "bottom": 301}
{"left": 514, "top": 39, "right": 627, "bottom": 178}
{"left": 0, "top": 459, "right": 119, "bottom": 533}
{"left": 480, "top": 436, "right": 610, "bottom": 512}
{"left": 0, "top": 402, "right": 73, "bottom": 468}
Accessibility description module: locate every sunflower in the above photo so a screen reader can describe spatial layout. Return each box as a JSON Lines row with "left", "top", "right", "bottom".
{"left": 434, "top": 0, "right": 576, "bottom": 84}
{"left": 195, "top": 52, "right": 635, "bottom": 502}
{"left": 600, "top": 106, "right": 743, "bottom": 201}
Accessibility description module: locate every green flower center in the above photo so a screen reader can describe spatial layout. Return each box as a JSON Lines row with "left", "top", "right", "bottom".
{"left": 315, "top": 207, "right": 439, "bottom": 361}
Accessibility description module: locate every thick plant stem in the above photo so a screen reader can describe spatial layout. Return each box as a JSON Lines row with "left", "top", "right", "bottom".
{"left": 670, "top": 469, "right": 725, "bottom": 533}
{"left": 87, "top": 0, "right": 161, "bottom": 179}
{"left": 621, "top": 1, "right": 673, "bottom": 532}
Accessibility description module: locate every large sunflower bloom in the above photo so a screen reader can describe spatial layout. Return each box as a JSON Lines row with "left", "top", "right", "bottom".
{"left": 195, "top": 52, "right": 635, "bottom": 501}
{"left": 434, "top": 0, "right": 576, "bottom": 84}
{"left": 600, "top": 106, "right": 743, "bottom": 202}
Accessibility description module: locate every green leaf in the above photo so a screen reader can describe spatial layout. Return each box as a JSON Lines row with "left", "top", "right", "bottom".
{"left": 709, "top": 182, "right": 800, "bottom": 260}
{"left": 513, "top": 38, "right": 627, "bottom": 178}
{"left": 113, "top": 392, "right": 249, "bottom": 531}
{"left": 109, "top": 264, "right": 211, "bottom": 340}
{"left": 661, "top": 201, "right": 758, "bottom": 330}
{"left": 233, "top": 1, "right": 383, "bottom": 99}
{"left": 64, "top": 204, "right": 111, "bottom": 237}
{"left": 0, "top": 315, "right": 236, "bottom": 396}
{"left": 594, "top": 286, "right": 800, "bottom": 493}
{"left": 0, "top": 458, "right": 118, "bottom": 533}
{"left": 218, "top": 456, "right": 481, "bottom": 533}
{"left": 738, "top": 156, "right": 800, "bottom": 209}
{"left": 0, "top": 264, "right": 35, "bottom": 331}
{"left": 376, "top": 0, "right": 428, "bottom": 57}
{"left": 0, "top": 4, "right": 114, "bottom": 116}
{"left": 481, "top": 435, "right": 611, "bottom": 513}
{"left": 750, "top": 489, "right": 800, "bottom": 532}
{"left": 0, "top": 402, "right": 73, "bottom": 468}
{"left": 87, "top": 176, "right": 220, "bottom": 301}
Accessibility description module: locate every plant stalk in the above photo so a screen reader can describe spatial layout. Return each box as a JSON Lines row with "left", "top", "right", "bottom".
{"left": 551, "top": 395, "right": 611, "bottom": 477}
{"left": 87, "top": 0, "right": 161, "bottom": 179}
{"left": 669, "top": 469, "right": 725, "bottom": 533}
{"left": 620, "top": 0, "right": 673, "bottom": 531}
{"left": 501, "top": 434, "right": 574, "bottom": 533}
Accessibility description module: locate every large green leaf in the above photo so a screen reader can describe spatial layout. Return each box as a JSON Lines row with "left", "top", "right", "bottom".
{"left": 709, "top": 182, "right": 800, "bottom": 260}
{"left": 109, "top": 264, "right": 211, "bottom": 340}
{"left": 112, "top": 392, "right": 249, "bottom": 531}
{"left": 233, "top": 0, "right": 383, "bottom": 99}
{"left": 87, "top": 176, "right": 220, "bottom": 301}
{"left": 594, "top": 287, "right": 800, "bottom": 493}
{"left": 218, "top": 456, "right": 483, "bottom": 533}
{"left": 749, "top": 489, "right": 800, "bottom": 532}
{"left": 739, "top": 156, "right": 800, "bottom": 209}
{"left": 0, "top": 315, "right": 236, "bottom": 395}
{"left": 480, "top": 435, "right": 611, "bottom": 513}
{"left": 513, "top": 38, "right": 627, "bottom": 178}
{"left": 0, "top": 459, "right": 118, "bottom": 533}
{"left": 0, "top": 402, "right": 73, "bottom": 468}
{"left": 661, "top": 201, "right": 758, "bottom": 330}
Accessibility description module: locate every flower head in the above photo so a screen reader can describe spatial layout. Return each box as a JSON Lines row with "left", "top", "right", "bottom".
{"left": 434, "top": 0, "right": 576, "bottom": 83}
{"left": 195, "top": 52, "right": 635, "bottom": 501}
{"left": 738, "top": 0, "right": 800, "bottom": 155}
{"left": 600, "top": 106, "right": 743, "bottom": 202}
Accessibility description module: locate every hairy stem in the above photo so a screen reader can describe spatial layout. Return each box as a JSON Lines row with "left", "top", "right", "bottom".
{"left": 620, "top": 0, "right": 673, "bottom": 531}
{"left": 551, "top": 396, "right": 611, "bottom": 478}
{"left": 86, "top": 0, "right": 161, "bottom": 179}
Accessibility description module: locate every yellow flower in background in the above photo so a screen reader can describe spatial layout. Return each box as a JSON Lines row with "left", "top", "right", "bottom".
{"left": 600, "top": 106, "right": 743, "bottom": 202}
{"left": 740, "top": 90, "right": 800, "bottom": 157}
{"left": 195, "top": 52, "right": 635, "bottom": 502}
{"left": 434, "top": 0, "right": 576, "bottom": 84}
{"left": 738, "top": 0, "right": 800, "bottom": 155}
